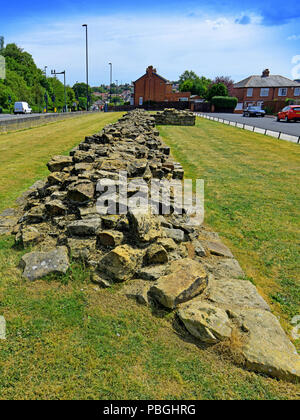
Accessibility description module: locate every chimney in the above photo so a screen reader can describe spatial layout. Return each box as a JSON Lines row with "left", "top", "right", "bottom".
{"left": 262, "top": 69, "right": 270, "bottom": 77}
{"left": 146, "top": 65, "right": 154, "bottom": 75}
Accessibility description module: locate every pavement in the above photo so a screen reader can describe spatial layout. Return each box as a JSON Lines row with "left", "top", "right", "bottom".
{"left": 199, "top": 112, "right": 300, "bottom": 138}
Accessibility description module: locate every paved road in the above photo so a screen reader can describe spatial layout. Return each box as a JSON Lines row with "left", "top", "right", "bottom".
{"left": 200, "top": 113, "right": 300, "bottom": 138}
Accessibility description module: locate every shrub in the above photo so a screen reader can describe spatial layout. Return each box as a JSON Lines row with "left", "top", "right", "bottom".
{"left": 211, "top": 96, "right": 238, "bottom": 111}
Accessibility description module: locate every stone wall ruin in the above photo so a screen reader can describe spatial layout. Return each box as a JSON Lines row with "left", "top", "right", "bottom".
{"left": 0, "top": 109, "right": 299, "bottom": 382}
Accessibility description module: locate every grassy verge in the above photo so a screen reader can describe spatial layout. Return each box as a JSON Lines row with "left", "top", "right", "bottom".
{"left": 0, "top": 114, "right": 299, "bottom": 399}
{"left": 159, "top": 117, "right": 300, "bottom": 339}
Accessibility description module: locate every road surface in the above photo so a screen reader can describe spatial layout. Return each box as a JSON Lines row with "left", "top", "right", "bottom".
{"left": 199, "top": 113, "right": 300, "bottom": 138}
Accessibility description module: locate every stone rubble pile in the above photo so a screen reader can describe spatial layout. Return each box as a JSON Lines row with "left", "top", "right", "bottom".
{"left": 0, "top": 109, "right": 299, "bottom": 382}
{"left": 152, "top": 108, "right": 196, "bottom": 126}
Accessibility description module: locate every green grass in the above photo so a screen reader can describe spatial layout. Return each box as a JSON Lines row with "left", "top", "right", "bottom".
{"left": 159, "top": 117, "right": 300, "bottom": 337}
{"left": 0, "top": 112, "right": 124, "bottom": 212}
{"left": 0, "top": 115, "right": 299, "bottom": 399}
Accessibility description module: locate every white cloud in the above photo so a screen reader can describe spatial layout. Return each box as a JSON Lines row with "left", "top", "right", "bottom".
{"left": 7, "top": 14, "right": 289, "bottom": 85}
{"left": 287, "top": 34, "right": 300, "bottom": 40}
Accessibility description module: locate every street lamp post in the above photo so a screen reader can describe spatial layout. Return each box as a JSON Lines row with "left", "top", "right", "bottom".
{"left": 51, "top": 69, "right": 67, "bottom": 112}
{"left": 109, "top": 62, "right": 112, "bottom": 104}
{"left": 82, "top": 24, "right": 89, "bottom": 111}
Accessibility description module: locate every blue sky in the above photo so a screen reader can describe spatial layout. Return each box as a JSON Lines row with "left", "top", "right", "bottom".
{"left": 1, "top": 0, "right": 300, "bottom": 85}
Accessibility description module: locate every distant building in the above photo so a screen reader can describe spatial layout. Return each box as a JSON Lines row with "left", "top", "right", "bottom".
{"left": 133, "top": 66, "right": 191, "bottom": 106}
{"left": 232, "top": 69, "right": 300, "bottom": 108}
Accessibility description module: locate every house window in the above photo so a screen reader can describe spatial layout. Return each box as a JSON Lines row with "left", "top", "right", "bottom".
{"left": 294, "top": 87, "right": 300, "bottom": 96}
{"left": 247, "top": 88, "right": 253, "bottom": 97}
{"left": 260, "top": 88, "right": 269, "bottom": 97}
{"left": 278, "top": 88, "right": 287, "bottom": 96}
{"left": 139, "top": 97, "right": 143, "bottom": 106}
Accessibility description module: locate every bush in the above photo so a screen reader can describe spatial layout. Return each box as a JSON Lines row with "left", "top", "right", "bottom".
{"left": 211, "top": 96, "right": 238, "bottom": 111}
{"left": 285, "top": 98, "right": 295, "bottom": 105}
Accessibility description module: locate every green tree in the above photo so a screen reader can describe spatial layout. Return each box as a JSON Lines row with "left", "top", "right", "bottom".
{"left": 0, "top": 36, "right": 4, "bottom": 52}
{"left": 206, "top": 83, "right": 228, "bottom": 101}
{"left": 73, "top": 82, "right": 92, "bottom": 99}
{"left": 179, "top": 70, "right": 211, "bottom": 97}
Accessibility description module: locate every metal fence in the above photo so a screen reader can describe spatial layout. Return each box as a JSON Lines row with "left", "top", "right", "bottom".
{"left": 195, "top": 113, "right": 300, "bottom": 144}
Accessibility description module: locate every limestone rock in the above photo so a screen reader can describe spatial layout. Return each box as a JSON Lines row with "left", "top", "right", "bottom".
{"left": 97, "top": 230, "right": 124, "bottom": 247}
{"left": 25, "top": 205, "right": 46, "bottom": 224}
{"left": 128, "top": 208, "right": 161, "bottom": 243}
{"left": 98, "top": 244, "right": 142, "bottom": 282}
{"left": 79, "top": 206, "right": 99, "bottom": 219}
{"left": 178, "top": 300, "right": 232, "bottom": 344}
{"left": 137, "top": 264, "right": 168, "bottom": 281}
{"left": 156, "top": 237, "right": 177, "bottom": 251}
{"left": 0, "top": 316, "right": 6, "bottom": 340}
{"left": 121, "top": 279, "right": 151, "bottom": 305}
{"left": 67, "top": 219, "right": 101, "bottom": 237}
{"left": 206, "top": 277, "right": 270, "bottom": 311}
{"left": 0, "top": 208, "right": 19, "bottom": 235}
{"left": 163, "top": 227, "right": 185, "bottom": 243}
{"left": 67, "top": 181, "right": 94, "bottom": 203}
{"left": 47, "top": 155, "right": 73, "bottom": 172}
{"left": 45, "top": 200, "right": 67, "bottom": 216}
{"left": 91, "top": 272, "right": 113, "bottom": 288}
{"left": 192, "top": 240, "right": 206, "bottom": 257}
{"left": 146, "top": 244, "right": 168, "bottom": 264}
{"left": 67, "top": 238, "right": 96, "bottom": 260}
{"left": 237, "top": 308, "right": 300, "bottom": 382}
{"left": 20, "top": 246, "right": 69, "bottom": 281}
{"left": 149, "top": 258, "right": 208, "bottom": 309}
{"left": 202, "top": 240, "right": 234, "bottom": 258}
{"left": 204, "top": 258, "right": 245, "bottom": 280}
{"left": 18, "top": 226, "right": 43, "bottom": 248}
{"left": 47, "top": 172, "right": 69, "bottom": 186}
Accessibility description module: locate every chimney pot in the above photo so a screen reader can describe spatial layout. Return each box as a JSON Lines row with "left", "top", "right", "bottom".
{"left": 262, "top": 69, "right": 270, "bottom": 77}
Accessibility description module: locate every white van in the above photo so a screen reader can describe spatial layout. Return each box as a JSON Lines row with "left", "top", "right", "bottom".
{"left": 14, "top": 102, "right": 32, "bottom": 114}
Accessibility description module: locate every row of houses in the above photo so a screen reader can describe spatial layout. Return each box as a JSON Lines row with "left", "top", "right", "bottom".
{"left": 132, "top": 66, "right": 300, "bottom": 111}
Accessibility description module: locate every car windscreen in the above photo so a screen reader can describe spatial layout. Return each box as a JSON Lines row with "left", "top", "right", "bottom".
{"left": 293, "top": 107, "right": 300, "bottom": 111}
{"left": 249, "top": 107, "right": 261, "bottom": 111}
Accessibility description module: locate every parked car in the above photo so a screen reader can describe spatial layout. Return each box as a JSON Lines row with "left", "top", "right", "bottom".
{"left": 14, "top": 102, "right": 32, "bottom": 114}
{"left": 277, "top": 105, "right": 300, "bottom": 122}
{"left": 243, "top": 106, "right": 266, "bottom": 117}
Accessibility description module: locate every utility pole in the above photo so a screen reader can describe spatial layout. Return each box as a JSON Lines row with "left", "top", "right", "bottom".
{"left": 44, "top": 92, "right": 48, "bottom": 113}
{"left": 82, "top": 24, "right": 89, "bottom": 111}
{"left": 44, "top": 66, "right": 47, "bottom": 77}
{"left": 51, "top": 70, "right": 67, "bottom": 112}
{"left": 109, "top": 62, "right": 112, "bottom": 104}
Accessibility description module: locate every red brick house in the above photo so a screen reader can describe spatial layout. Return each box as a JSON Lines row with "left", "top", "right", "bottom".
{"left": 232, "top": 69, "right": 300, "bottom": 109}
{"left": 133, "top": 66, "right": 191, "bottom": 106}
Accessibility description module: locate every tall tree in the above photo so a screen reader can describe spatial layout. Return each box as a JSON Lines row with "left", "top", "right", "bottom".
{"left": 206, "top": 83, "right": 228, "bottom": 101}
{"left": 179, "top": 70, "right": 211, "bottom": 97}
{"left": 211, "top": 76, "right": 234, "bottom": 96}
{"left": 0, "top": 42, "right": 76, "bottom": 112}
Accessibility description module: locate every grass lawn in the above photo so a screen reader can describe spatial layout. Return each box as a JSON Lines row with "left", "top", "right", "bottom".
{"left": 159, "top": 117, "right": 300, "bottom": 338}
{"left": 0, "top": 112, "right": 124, "bottom": 212}
{"left": 0, "top": 114, "right": 299, "bottom": 400}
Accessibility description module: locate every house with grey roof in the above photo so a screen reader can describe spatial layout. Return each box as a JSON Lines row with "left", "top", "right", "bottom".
{"left": 232, "top": 69, "right": 300, "bottom": 109}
